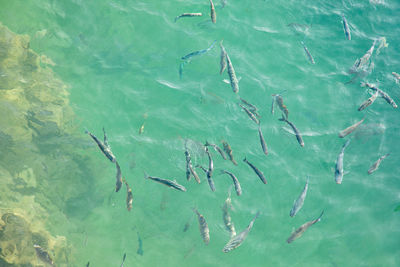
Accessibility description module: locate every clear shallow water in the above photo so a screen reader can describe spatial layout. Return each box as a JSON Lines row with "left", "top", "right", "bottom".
{"left": 0, "top": 0, "right": 400, "bottom": 266}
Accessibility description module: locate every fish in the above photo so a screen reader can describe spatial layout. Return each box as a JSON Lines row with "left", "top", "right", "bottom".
{"left": 138, "top": 123, "right": 145, "bottom": 134}
{"left": 301, "top": 41, "right": 315, "bottom": 64}
{"left": 243, "top": 157, "right": 267, "bottom": 184}
{"left": 204, "top": 146, "right": 216, "bottom": 192}
{"left": 221, "top": 170, "right": 242, "bottom": 196}
{"left": 278, "top": 115, "right": 304, "bottom": 147}
{"left": 258, "top": 125, "right": 268, "bottom": 156}
{"left": 392, "top": 72, "right": 400, "bottom": 83}
{"left": 362, "top": 82, "right": 398, "bottom": 108}
{"left": 358, "top": 91, "right": 379, "bottom": 111}
{"left": 272, "top": 94, "right": 289, "bottom": 119}
{"left": 226, "top": 53, "right": 239, "bottom": 93}
{"left": 210, "top": 0, "right": 216, "bottom": 23}
{"left": 350, "top": 40, "right": 376, "bottom": 73}
{"left": 368, "top": 153, "right": 390, "bottom": 174}
{"left": 33, "top": 244, "right": 54, "bottom": 266}
{"left": 181, "top": 40, "right": 216, "bottom": 60}
{"left": 120, "top": 253, "right": 127, "bottom": 267}
{"left": 222, "top": 189, "right": 236, "bottom": 237}
{"left": 376, "top": 37, "right": 389, "bottom": 55}
{"left": 223, "top": 211, "right": 260, "bottom": 252}
{"left": 342, "top": 15, "right": 351, "bottom": 40}
{"left": 115, "top": 161, "right": 123, "bottom": 192}
{"left": 174, "top": 13, "right": 202, "bottom": 22}
{"left": 240, "top": 98, "right": 259, "bottom": 117}
{"left": 271, "top": 96, "right": 276, "bottom": 114}
{"left": 287, "top": 211, "right": 324, "bottom": 243}
{"left": 85, "top": 130, "right": 116, "bottom": 163}
{"left": 124, "top": 179, "right": 133, "bottom": 211}
{"left": 239, "top": 103, "right": 259, "bottom": 124}
{"left": 222, "top": 141, "right": 238, "bottom": 165}
{"left": 179, "top": 60, "right": 191, "bottom": 79}
{"left": 137, "top": 232, "right": 144, "bottom": 255}
{"left": 144, "top": 172, "right": 187, "bottom": 192}
{"left": 205, "top": 141, "right": 227, "bottom": 160}
{"left": 335, "top": 139, "right": 351, "bottom": 184}
{"left": 338, "top": 118, "right": 365, "bottom": 138}
{"left": 346, "top": 61, "right": 374, "bottom": 84}
{"left": 193, "top": 208, "right": 210, "bottom": 245}
{"left": 219, "top": 40, "right": 227, "bottom": 74}
{"left": 184, "top": 150, "right": 192, "bottom": 181}
{"left": 290, "top": 177, "right": 309, "bottom": 217}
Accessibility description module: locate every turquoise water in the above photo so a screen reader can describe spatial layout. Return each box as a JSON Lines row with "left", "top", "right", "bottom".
{"left": 1, "top": 0, "right": 400, "bottom": 266}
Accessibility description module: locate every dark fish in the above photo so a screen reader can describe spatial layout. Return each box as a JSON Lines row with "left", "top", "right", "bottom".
{"left": 181, "top": 40, "right": 216, "bottom": 60}
{"left": 222, "top": 189, "right": 236, "bottom": 237}
{"left": 115, "top": 161, "right": 123, "bottom": 192}
{"left": 193, "top": 208, "right": 210, "bottom": 245}
{"left": 358, "top": 91, "right": 379, "bottom": 111}
{"left": 137, "top": 232, "right": 144, "bottom": 255}
{"left": 223, "top": 211, "right": 260, "bottom": 252}
{"left": 362, "top": 82, "right": 398, "bottom": 108}
{"left": 240, "top": 98, "right": 260, "bottom": 117}
{"left": 335, "top": 140, "right": 351, "bottom": 184}
{"left": 204, "top": 146, "right": 216, "bottom": 192}
{"left": 205, "top": 141, "right": 227, "bottom": 160}
{"left": 338, "top": 118, "right": 364, "bottom": 138}
{"left": 258, "top": 125, "right": 268, "bottom": 156}
{"left": 278, "top": 115, "right": 304, "bottom": 147}
{"left": 124, "top": 179, "right": 133, "bottom": 211}
{"left": 210, "top": 0, "right": 216, "bottom": 23}
{"left": 120, "top": 253, "right": 127, "bottom": 267}
{"left": 226, "top": 53, "right": 239, "bottom": 93}
{"left": 287, "top": 211, "right": 324, "bottom": 243}
{"left": 243, "top": 157, "right": 267, "bottom": 184}
{"left": 222, "top": 141, "right": 238, "bottom": 165}
{"left": 221, "top": 170, "right": 242, "bottom": 196}
{"left": 174, "top": 13, "right": 202, "bottom": 22}
{"left": 85, "top": 130, "right": 116, "bottom": 162}
{"left": 239, "top": 103, "right": 259, "bottom": 124}
{"left": 342, "top": 15, "right": 351, "bottom": 40}
{"left": 219, "top": 40, "right": 227, "bottom": 74}
{"left": 290, "top": 177, "right": 309, "bottom": 217}
{"left": 34, "top": 244, "right": 54, "bottom": 266}
{"left": 144, "top": 172, "right": 187, "bottom": 192}
{"left": 301, "top": 41, "right": 315, "bottom": 64}
{"left": 368, "top": 153, "right": 390, "bottom": 174}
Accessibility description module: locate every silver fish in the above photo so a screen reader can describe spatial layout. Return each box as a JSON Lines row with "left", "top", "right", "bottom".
{"left": 342, "top": 15, "right": 351, "bottom": 40}
{"left": 174, "top": 13, "right": 202, "bottom": 22}
{"left": 243, "top": 157, "right": 267, "bottom": 184}
{"left": 181, "top": 40, "right": 216, "bottom": 60}
{"left": 350, "top": 40, "right": 376, "bottom": 73}
{"left": 124, "top": 179, "right": 133, "bottom": 211}
{"left": 301, "top": 41, "right": 315, "bottom": 64}
{"left": 358, "top": 91, "right": 379, "bottom": 111}
{"left": 221, "top": 170, "right": 242, "bottom": 196}
{"left": 120, "top": 252, "right": 127, "bottom": 266}
{"left": 239, "top": 103, "right": 259, "bottom": 124}
{"left": 290, "top": 177, "right": 309, "bottom": 217}
{"left": 193, "top": 208, "right": 210, "bottom": 245}
{"left": 338, "top": 118, "right": 365, "bottom": 138}
{"left": 210, "top": 0, "right": 216, "bottom": 23}
{"left": 223, "top": 211, "right": 260, "bottom": 252}
{"left": 222, "top": 141, "right": 238, "bottom": 165}
{"left": 204, "top": 146, "right": 216, "bottom": 192}
{"left": 205, "top": 141, "right": 227, "bottom": 160}
{"left": 258, "top": 125, "right": 268, "bottom": 156}
{"left": 287, "top": 211, "right": 324, "bottom": 243}
{"left": 362, "top": 82, "right": 398, "bottom": 108}
{"left": 144, "top": 172, "right": 187, "bottom": 192}
{"left": 368, "top": 153, "right": 390, "bottom": 174}
{"left": 184, "top": 150, "right": 192, "bottom": 181}
{"left": 34, "top": 244, "right": 54, "bottom": 266}
{"left": 222, "top": 189, "right": 236, "bottom": 238}
{"left": 85, "top": 130, "right": 116, "bottom": 163}
{"left": 189, "top": 164, "right": 201, "bottom": 184}
{"left": 335, "top": 139, "right": 351, "bottom": 184}
{"left": 278, "top": 115, "right": 304, "bottom": 147}
{"left": 115, "top": 161, "right": 123, "bottom": 192}
{"left": 392, "top": 72, "right": 400, "bottom": 83}
{"left": 226, "top": 53, "right": 239, "bottom": 93}
{"left": 272, "top": 94, "right": 289, "bottom": 119}
{"left": 219, "top": 41, "right": 227, "bottom": 74}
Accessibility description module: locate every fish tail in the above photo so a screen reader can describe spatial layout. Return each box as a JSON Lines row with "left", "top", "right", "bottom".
{"left": 278, "top": 114, "right": 286, "bottom": 122}
{"left": 243, "top": 157, "right": 247, "bottom": 162}
{"left": 343, "top": 139, "right": 351, "bottom": 149}
{"left": 143, "top": 171, "right": 149, "bottom": 180}
{"left": 204, "top": 140, "right": 211, "bottom": 146}
{"left": 208, "top": 40, "right": 217, "bottom": 50}
{"left": 317, "top": 210, "right": 324, "bottom": 221}
{"left": 84, "top": 128, "right": 89, "bottom": 134}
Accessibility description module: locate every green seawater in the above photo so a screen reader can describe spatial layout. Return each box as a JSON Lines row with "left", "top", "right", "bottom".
{"left": 1, "top": 0, "right": 400, "bottom": 266}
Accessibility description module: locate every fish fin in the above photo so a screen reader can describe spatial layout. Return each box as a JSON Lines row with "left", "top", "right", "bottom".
{"left": 317, "top": 210, "right": 324, "bottom": 221}
{"left": 143, "top": 171, "right": 149, "bottom": 179}
{"left": 84, "top": 128, "right": 89, "bottom": 134}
